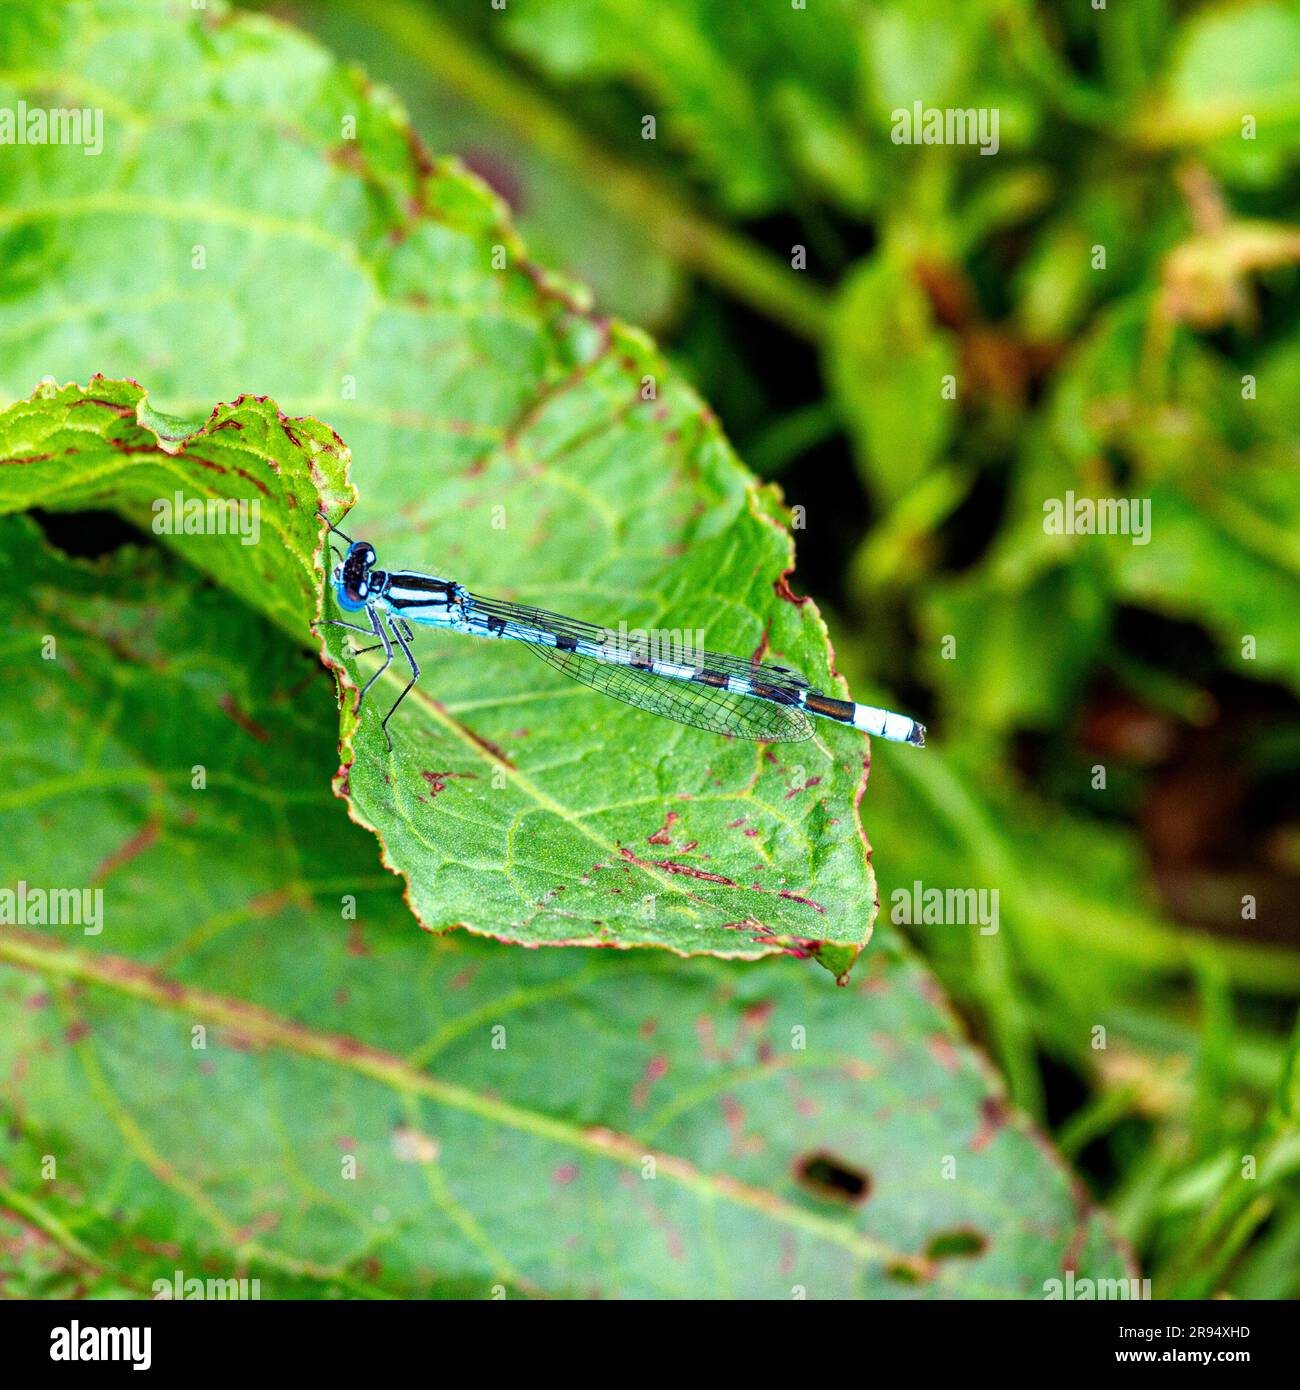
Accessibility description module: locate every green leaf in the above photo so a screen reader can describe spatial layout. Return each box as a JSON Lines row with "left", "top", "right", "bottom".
{"left": 300, "top": 3, "right": 684, "bottom": 330}
{"left": 1047, "top": 300, "right": 1300, "bottom": 697}
{"left": 923, "top": 560, "right": 1110, "bottom": 736}
{"left": 319, "top": 343, "right": 888, "bottom": 959}
{"left": 0, "top": 377, "right": 353, "bottom": 633}
{"left": 769, "top": 81, "right": 878, "bottom": 218}
{"left": 827, "top": 254, "right": 958, "bottom": 503}
{"left": 1139, "top": 0, "right": 1300, "bottom": 180}
{"left": 860, "top": 0, "right": 982, "bottom": 118}
{"left": 0, "top": 518, "right": 1134, "bottom": 1297}
{"left": 1111, "top": 475, "right": 1300, "bottom": 691}
{"left": 494, "top": 0, "right": 855, "bottom": 216}
{"left": 0, "top": 376, "right": 883, "bottom": 961}
{"left": 0, "top": 3, "right": 903, "bottom": 960}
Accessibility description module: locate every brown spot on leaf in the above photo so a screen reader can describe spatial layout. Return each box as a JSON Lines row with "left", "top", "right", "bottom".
{"left": 219, "top": 693, "right": 270, "bottom": 742}
{"left": 647, "top": 810, "right": 679, "bottom": 845}
{"left": 420, "top": 770, "right": 477, "bottom": 798}
{"left": 969, "top": 1096, "right": 1009, "bottom": 1152}
{"left": 772, "top": 570, "right": 810, "bottom": 607}
{"left": 776, "top": 890, "right": 825, "bottom": 914}
{"left": 618, "top": 846, "right": 735, "bottom": 885}
{"left": 927, "top": 1034, "right": 960, "bottom": 1072}
{"left": 632, "top": 1054, "right": 668, "bottom": 1110}
{"left": 92, "top": 818, "right": 160, "bottom": 883}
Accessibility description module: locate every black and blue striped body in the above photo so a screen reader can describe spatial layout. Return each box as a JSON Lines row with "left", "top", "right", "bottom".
{"left": 324, "top": 527, "right": 926, "bottom": 747}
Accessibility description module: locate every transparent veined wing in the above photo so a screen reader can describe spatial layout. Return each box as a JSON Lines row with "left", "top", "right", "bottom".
{"left": 523, "top": 642, "right": 814, "bottom": 741}
{"left": 466, "top": 592, "right": 816, "bottom": 692}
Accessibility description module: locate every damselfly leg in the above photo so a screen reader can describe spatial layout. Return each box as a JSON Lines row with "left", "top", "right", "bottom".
{"left": 321, "top": 612, "right": 419, "bottom": 750}
{"left": 380, "top": 612, "right": 421, "bottom": 750}
{"left": 355, "top": 606, "right": 393, "bottom": 711}
{"left": 317, "top": 510, "right": 353, "bottom": 545}
{"left": 320, "top": 618, "right": 374, "bottom": 634}
{"left": 320, "top": 616, "right": 384, "bottom": 657}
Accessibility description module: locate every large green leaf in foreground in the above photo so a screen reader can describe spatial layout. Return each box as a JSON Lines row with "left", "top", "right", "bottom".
{"left": 0, "top": 379, "right": 878, "bottom": 963}
{"left": 0, "top": 519, "right": 1131, "bottom": 1296}
{"left": 0, "top": 1, "right": 894, "bottom": 960}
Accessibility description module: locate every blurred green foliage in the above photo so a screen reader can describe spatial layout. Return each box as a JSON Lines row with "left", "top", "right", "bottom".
{"left": 0, "top": 0, "right": 1292, "bottom": 1298}
{"left": 272, "top": 0, "right": 1300, "bottom": 1296}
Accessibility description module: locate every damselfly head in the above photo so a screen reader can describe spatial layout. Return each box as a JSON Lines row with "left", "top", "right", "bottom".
{"left": 337, "top": 540, "right": 378, "bottom": 611}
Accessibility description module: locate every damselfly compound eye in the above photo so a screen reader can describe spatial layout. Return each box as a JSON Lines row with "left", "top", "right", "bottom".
{"left": 341, "top": 542, "right": 376, "bottom": 606}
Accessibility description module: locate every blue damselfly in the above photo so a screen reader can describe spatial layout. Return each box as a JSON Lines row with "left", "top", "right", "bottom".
{"left": 317, "top": 513, "right": 926, "bottom": 751}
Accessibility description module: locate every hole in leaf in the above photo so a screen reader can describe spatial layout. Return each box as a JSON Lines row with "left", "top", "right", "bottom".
{"left": 925, "top": 1228, "right": 988, "bottom": 1260}
{"left": 795, "top": 1152, "right": 871, "bottom": 1204}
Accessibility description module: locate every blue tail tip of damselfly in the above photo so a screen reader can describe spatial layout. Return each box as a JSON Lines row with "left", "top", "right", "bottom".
{"left": 908, "top": 722, "right": 927, "bottom": 747}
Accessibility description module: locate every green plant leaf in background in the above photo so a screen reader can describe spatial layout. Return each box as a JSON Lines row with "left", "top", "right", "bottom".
{"left": 489, "top": 0, "right": 847, "bottom": 217}
{"left": 1136, "top": 0, "right": 1300, "bottom": 181}
{"left": 828, "top": 252, "right": 958, "bottom": 504}
{"left": 923, "top": 292, "right": 1300, "bottom": 741}
{"left": 0, "top": 518, "right": 1134, "bottom": 1296}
